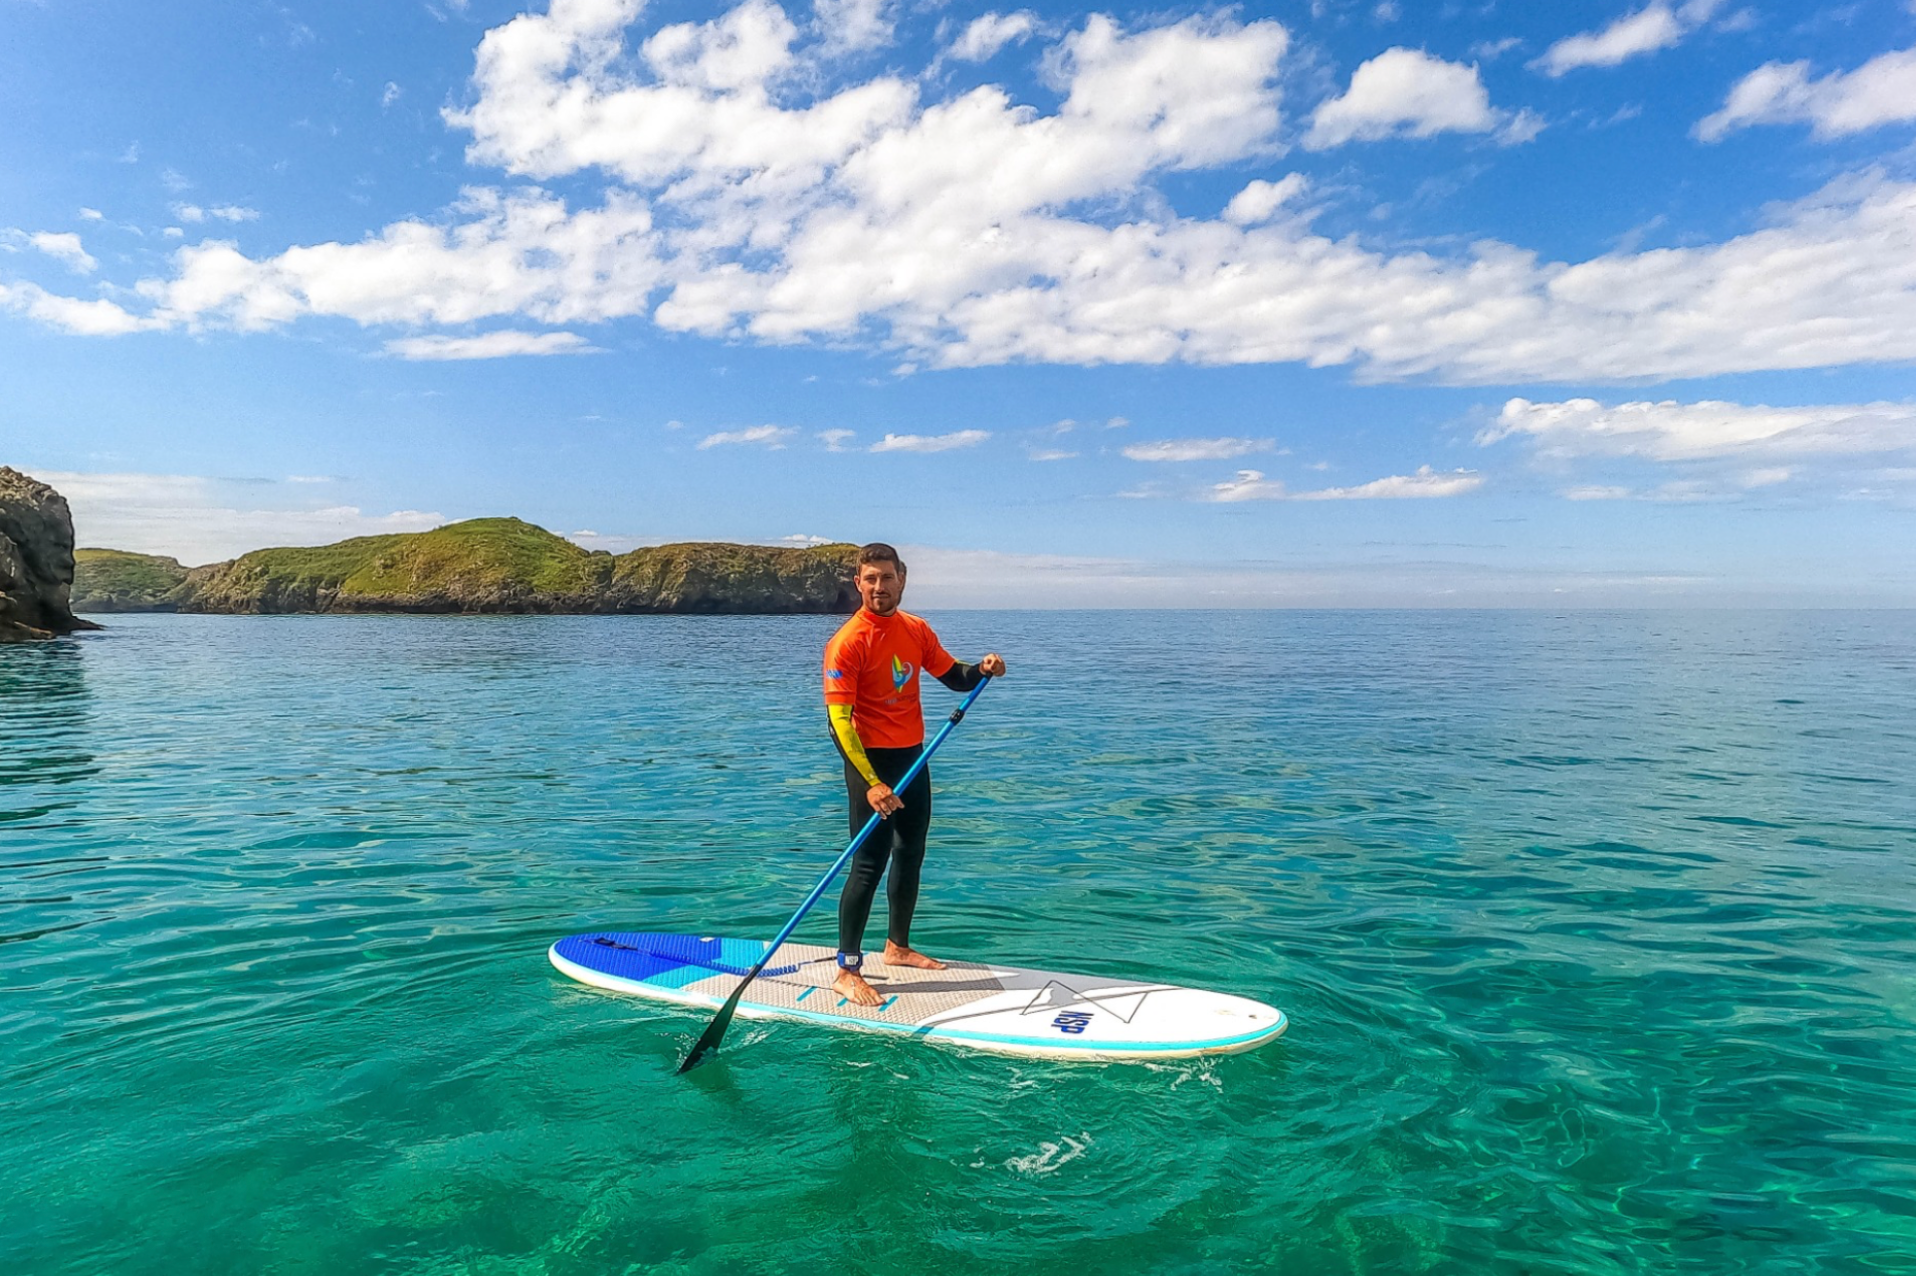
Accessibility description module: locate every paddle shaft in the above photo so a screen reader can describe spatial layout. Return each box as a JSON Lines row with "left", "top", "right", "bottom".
{"left": 677, "top": 676, "right": 991, "bottom": 1072}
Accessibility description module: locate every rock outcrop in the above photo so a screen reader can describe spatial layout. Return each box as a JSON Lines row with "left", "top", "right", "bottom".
{"left": 0, "top": 468, "right": 100, "bottom": 640}
{"left": 75, "top": 517, "right": 861, "bottom": 615}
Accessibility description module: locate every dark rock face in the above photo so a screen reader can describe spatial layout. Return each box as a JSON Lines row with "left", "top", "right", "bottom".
{"left": 0, "top": 467, "right": 100, "bottom": 640}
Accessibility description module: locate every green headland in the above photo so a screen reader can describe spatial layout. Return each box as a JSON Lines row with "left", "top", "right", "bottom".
{"left": 74, "top": 519, "right": 859, "bottom": 615}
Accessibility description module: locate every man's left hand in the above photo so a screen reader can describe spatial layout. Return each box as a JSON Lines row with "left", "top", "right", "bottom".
{"left": 980, "top": 653, "right": 1006, "bottom": 677}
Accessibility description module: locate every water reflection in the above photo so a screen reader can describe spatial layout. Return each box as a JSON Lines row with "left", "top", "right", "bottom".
{"left": 0, "top": 638, "right": 97, "bottom": 815}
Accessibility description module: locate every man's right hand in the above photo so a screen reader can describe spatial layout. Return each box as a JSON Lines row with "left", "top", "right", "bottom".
{"left": 866, "top": 782, "right": 904, "bottom": 817}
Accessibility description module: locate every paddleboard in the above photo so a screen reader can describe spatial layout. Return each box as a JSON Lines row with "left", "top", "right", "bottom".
{"left": 549, "top": 931, "right": 1287, "bottom": 1061}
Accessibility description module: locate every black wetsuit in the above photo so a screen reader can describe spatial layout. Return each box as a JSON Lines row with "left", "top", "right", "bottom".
{"left": 834, "top": 661, "right": 983, "bottom": 956}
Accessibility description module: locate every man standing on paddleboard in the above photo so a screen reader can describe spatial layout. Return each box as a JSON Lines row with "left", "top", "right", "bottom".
{"left": 823, "top": 543, "right": 1006, "bottom": 1007}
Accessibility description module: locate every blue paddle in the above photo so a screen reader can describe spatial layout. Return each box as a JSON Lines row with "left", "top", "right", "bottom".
{"left": 677, "top": 676, "right": 991, "bottom": 1073}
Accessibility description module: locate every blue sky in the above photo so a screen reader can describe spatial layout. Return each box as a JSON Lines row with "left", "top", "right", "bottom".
{"left": 3, "top": 0, "right": 1914, "bottom": 605}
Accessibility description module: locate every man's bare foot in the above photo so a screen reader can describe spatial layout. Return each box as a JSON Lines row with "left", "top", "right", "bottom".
{"left": 881, "top": 941, "right": 947, "bottom": 970}
{"left": 832, "top": 968, "right": 884, "bottom": 1006}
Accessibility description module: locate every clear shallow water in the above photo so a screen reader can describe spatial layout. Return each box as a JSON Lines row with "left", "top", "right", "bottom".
{"left": 3, "top": 610, "right": 1914, "bottom": 1275}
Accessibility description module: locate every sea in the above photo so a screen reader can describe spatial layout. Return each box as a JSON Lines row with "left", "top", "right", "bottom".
{"left": 3, "top": 610, "right": 1913, "bottom": 1275}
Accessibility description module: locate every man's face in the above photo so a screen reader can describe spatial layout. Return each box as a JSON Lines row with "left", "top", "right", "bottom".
{"left": 857, "top": 561, "right": 904, "bottom": 615}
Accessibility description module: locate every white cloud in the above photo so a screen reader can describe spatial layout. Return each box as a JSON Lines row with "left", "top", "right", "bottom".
{"left": 779, "top": 532, "right": 833, "bottom": 544}
{"left": 1696, "top": 48, "right": 1916, "bottom": 141}
{"left": 207, "top": 205, "right": 260, "bottom": 223}
{"left": 869, "top": 429, "right": 990, "bottom": 452}
{"left": 29, "top": 232, "right": 97, "bottom": 274}
{"left": 1222, "top": 174, "right": 1308, "bottom": 225}
{"left": 814, "top": 0, "right": 892, "bottom": 54}
{"left": 140, "top": 187, "right": 662, "bottom": 331}
{"left": 1536, "top": 4, "right": 1684, "bottom": 76}
{"left": 1210, "top": 464, "right": 1482, "bottom": 501}
{"left": 0, "top": 281, "right": 147, "bottom": 334}
{"left": 385, "top": 330, "right": 598, "bottom": 359}
{"left": 1485, "top": 397, "right": 1916, "bottom": 460}
{"left": 160, "top": 167, "right": 192, "bottom": 192}
{"left": 6, "top": 4, "right": 1916, "bottom": 386}
{"left": 78, "top": 207, "right": 104, "bottom": 222}
{"left": 947, "top": 11, "right": 1037, "bottom": 62}
{"left": 1563, "top": 484, "right": 1632, "bottom": 500}
{"left": 26, "top": 469, "right": 445, "bottom": 566}
{"left": 1027, "top": 447, "right": 1078, "bottom": 461}
{"left": 1296, "top": 465, "right": 1483, "bottom": 499}
{"left": 1209, "top": 469, "right": 1287, "bottom": 501}
{"left": 1123, "top": 436, "right": 1272, "bottom": 461}
{"left": 382, "top": 81, "right": 403, "bottom": 108}
{"left": 816, "top": 427, "right": 854, "bottom": 450}
{"left": 1307, "top": 48, "right": 1528, "bottom": 148}
{"left": 174, "top": 204, "right": 206, "bottom": 223}
{"left": 697, "top": 423, "right": 798, "bottom": 448}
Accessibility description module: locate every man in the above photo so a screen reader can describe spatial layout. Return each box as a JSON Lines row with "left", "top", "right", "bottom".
{"left": 823, "top": 542, "right": 1006, "bottom": 1007}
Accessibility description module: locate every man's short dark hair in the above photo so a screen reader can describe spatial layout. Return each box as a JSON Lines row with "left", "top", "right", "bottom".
{"left": 858, "top": 542, "right": 906, "bottom": 574}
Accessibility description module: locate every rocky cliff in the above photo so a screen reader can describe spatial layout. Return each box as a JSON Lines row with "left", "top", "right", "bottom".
{"left": 74, "top": 518, "right": 860, "bottom": 615}
{"left": 0, "top": 468, "right": 99, "bottom": 641}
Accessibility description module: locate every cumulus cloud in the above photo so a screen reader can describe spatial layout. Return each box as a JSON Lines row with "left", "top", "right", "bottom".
{"left": 0, "top": 281, "right": 147, "bottom": 334}
{"left": 1307, "top": 48, "right": 1534, "bottom": 148}
{"left": 947, "top": 11, "right": 1037, "bottom": 62}
{"left": 385, "top": 330, "right": 597, "bottom": 359}
{"left": 697, "top": 423, "right": 798, "bottom": 448}
{"left": 1485, "top": 397, "right": 1916, "bottom": 460}
{"left": 29, "top": 232, "right": 97, "bottom": 274}
{"left": 869, "top": 429, "right": 989, "bottom": 452}
{"left": 27, "top": 469, "right": 445, "bottom": 566}
{"left": 4, "top": 3, "right": 1916, "bottom": 386}
{"left": 1123, "top": 436, "right": 1272, "bottom": 461}
{"left": 1534, "top": 1, "right": 1721, "bottom": 76}
{"left": 814, "top": 0, "right": 892, "bottom": 54}
{"left": 816, "top": 427, "right": 854, "bottom": 450}
{"left": 1209, "top": 465, "right": 1480, "bottom": 501}
{"left": 1222, "top": 174, "right": 1308, "bottom": 225}
{"left": 1536, "top": 6, "right": 1680, "bottom": 75}
{"left": 1697, "top": 48, "right": 1916, "bottom": 141}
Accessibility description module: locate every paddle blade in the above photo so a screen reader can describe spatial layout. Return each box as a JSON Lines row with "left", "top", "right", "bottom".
{"left": 676, "top": 964, "right": 760, "bottom": 1073}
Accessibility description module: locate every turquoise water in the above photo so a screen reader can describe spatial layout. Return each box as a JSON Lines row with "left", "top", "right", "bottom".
{"left": 4, "top": 611, "right": 1914, "bottom": 1274}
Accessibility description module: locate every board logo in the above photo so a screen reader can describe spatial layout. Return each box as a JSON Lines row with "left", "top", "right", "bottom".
{"left": 1052, "top": 1011, "right": 1094, "bottom": 1035}
{"left": 891, "top": 655, "right": 913, "bottom": 689}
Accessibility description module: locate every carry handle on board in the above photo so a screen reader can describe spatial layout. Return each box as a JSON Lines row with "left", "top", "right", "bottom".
{"left": 677, "top": 676, "right": 993, "bottom": 1073}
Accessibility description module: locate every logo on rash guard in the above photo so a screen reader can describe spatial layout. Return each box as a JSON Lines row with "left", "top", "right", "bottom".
{"left": 826, "top": 669, "right": 845, "bottom": 680}
{"left": 891, "top": 655, "right": 913, "bottom": 689}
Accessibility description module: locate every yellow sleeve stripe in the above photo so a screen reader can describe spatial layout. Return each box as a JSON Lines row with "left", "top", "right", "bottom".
{"left": 828, "top": 704, "right": 881, "bottom": 787}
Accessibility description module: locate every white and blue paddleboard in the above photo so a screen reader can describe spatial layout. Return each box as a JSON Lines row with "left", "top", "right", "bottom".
{"left": 549, "top": 932, "right": 1287, "bottom": 1061}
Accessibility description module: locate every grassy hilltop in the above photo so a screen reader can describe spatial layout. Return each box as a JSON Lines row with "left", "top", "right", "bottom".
{"left": 72, "top": 549, "right": 190, "bottom": 612}
{"left": 74, "top": 519, "right": 860, "bottom": 616}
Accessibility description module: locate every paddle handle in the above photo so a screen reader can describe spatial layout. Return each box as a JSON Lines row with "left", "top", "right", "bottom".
{"left": 756, "top": 675, "right": 991, "bottom": 963}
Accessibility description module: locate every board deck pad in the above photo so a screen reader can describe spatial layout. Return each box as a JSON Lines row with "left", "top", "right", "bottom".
{"left": 550, "top": 931, "right": 1288, "bottom": 1060}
